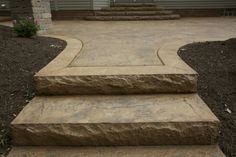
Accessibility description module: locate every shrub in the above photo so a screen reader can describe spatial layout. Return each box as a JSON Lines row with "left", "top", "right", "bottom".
{"left": 13, "top": 17, "right": 39, "bottom": 38}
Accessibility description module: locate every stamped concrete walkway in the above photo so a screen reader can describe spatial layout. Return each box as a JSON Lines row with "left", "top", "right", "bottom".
{"left": 49, "top": 17, "right": 236, "bottom": 67}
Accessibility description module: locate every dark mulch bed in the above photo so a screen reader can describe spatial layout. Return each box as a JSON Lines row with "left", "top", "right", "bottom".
{"left": 0, "top": 25, "right": 66, "bottom": 154}
{"left": 178, "top": 39, "right": 236, "bottom": 157}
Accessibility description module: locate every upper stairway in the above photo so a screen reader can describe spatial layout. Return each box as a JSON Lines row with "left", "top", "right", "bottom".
{"left": 85, "top": 3, "right": 180, "bottom": 21}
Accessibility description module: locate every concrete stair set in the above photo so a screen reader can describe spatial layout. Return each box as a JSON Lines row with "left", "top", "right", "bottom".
{"left": 85, "top": 3, "right": 180, "bottom": 20}
{"left": 8, "top": 36, "right": 224, "bottom": 156}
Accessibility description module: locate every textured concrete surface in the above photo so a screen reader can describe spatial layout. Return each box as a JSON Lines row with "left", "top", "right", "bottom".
{"left": 11, "top": 94, "right": 219, "bottom": 146}
{"left": 8, "top": 145, "right": 225, "bottom": 157}
{"left": 71, "top": 34, "right": 162, "bottom": 66}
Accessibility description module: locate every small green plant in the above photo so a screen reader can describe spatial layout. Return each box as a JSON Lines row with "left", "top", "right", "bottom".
{"left": 0, "top": 130, "right": 7, "bottom": 147}
{"left": 24, "top": 84, "right": 35, "bottom": 102}
{"left": 13, "top": 17, "right": 39, "bottom": 38}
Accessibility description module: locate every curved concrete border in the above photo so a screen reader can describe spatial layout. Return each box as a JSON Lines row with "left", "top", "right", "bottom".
{"left": 35, "top": 35, "right": 83, "bottom": 75}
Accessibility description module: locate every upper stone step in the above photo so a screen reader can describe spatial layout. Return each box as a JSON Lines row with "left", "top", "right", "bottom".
{"left": 8, "top": 145, "right": 225, "bottom": 157}
{"left": 102, "top": 6, "right": 164, "bottom": 11}
{"left": 95, "top": 10, "right": 174, "bottom": 16}
{"left": 111, "top": 3, "right": 157, "bottom": 7}
{"left": 11, "top": 94, "right": 219, "bottom": 146}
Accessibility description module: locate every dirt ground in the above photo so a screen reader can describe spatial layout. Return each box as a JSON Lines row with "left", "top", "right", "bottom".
{"left": 178, "top": 38, "right": 236, "bottom": 157}
{"left": 0, "top": 25, "right": 66, "bottom": 155}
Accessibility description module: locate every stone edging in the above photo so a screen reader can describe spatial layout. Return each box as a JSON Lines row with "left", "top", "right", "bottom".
{"left": 35, "top": 35, "right": 83, "bottom": 76}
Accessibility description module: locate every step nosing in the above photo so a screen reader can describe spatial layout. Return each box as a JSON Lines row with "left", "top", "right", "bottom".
{"left": 12, "top": 121, "right": 219, "bottom": 125}
{"left": 8, "top": 145, "right": 226, "bottom": 157}
{"left": 12, "top": 94, "right": 219, "bottom": 124}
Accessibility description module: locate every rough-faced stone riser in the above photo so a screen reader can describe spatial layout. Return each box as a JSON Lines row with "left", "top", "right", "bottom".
{"left": 11, "top": 122, "right": 218, "bottom": 146}
{"left": 35, "top": 74, "right": 197, "bottom": 95}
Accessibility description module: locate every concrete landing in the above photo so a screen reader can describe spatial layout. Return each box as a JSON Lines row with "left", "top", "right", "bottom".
{"left": 11, "top": 94, "right": 219, "bottom": 146}
{"left": 70, "top": 36, "right": 163, "bottom": 67}
{"left": 8, "top": 145, "right": 225, "bottom": 157}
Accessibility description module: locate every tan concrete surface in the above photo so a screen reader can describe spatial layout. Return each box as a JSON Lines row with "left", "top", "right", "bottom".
{"left": 8, "top": 145, "right": 225, "bottom": 157}
{"left": 11, "top": 94, "right": 219, "bottom": 146}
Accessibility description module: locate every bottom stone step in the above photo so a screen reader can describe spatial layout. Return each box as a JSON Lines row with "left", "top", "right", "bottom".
{"left": 8, "top": 145, "right": 225, "bottom": 157}
{"left": 11, "top": 94, "right": 219, "bottom": 146}
{"left": 85, "top": 14, "right": 180, "bottom": 21}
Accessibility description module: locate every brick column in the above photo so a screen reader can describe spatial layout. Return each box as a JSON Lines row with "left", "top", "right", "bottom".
{"left": 11, "top": 0, "right": 52, "bottom": 30}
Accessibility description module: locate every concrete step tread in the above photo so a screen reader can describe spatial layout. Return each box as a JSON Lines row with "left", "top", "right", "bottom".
{"left": 95, "top": 10, "right": 174, "bottom": 16}
{"left": 8, "top": 145, "right": 225, "bottom": 157}
{"left": 85, "top": 14, "right": 180, "bottom": 21}
{"left": 12, "top": 94, "right": 218, "bottom": 124}
{"left": 11, "top": 94, "right": 219, "bottom": 146}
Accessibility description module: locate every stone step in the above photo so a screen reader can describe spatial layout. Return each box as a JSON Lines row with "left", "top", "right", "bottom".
{"left": 11, "top": 94, "right": 219, "bottom": 146}
{"left": 111, "top": 3, "right": 157, "bottom": 7}
{"left": 35, "top": 35, "right": 192, "bottom": 95}
{"left": 85, "top": 14, "right": 180, "bottom": 21}
{"left": 95, "top": 10, "right": 173, "bottom": 16}
{"left": 8, "top": 145, "right": 225, "bottom": 157}
{"left": 102, "top": 6, "right": 164, "bottom": 11}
